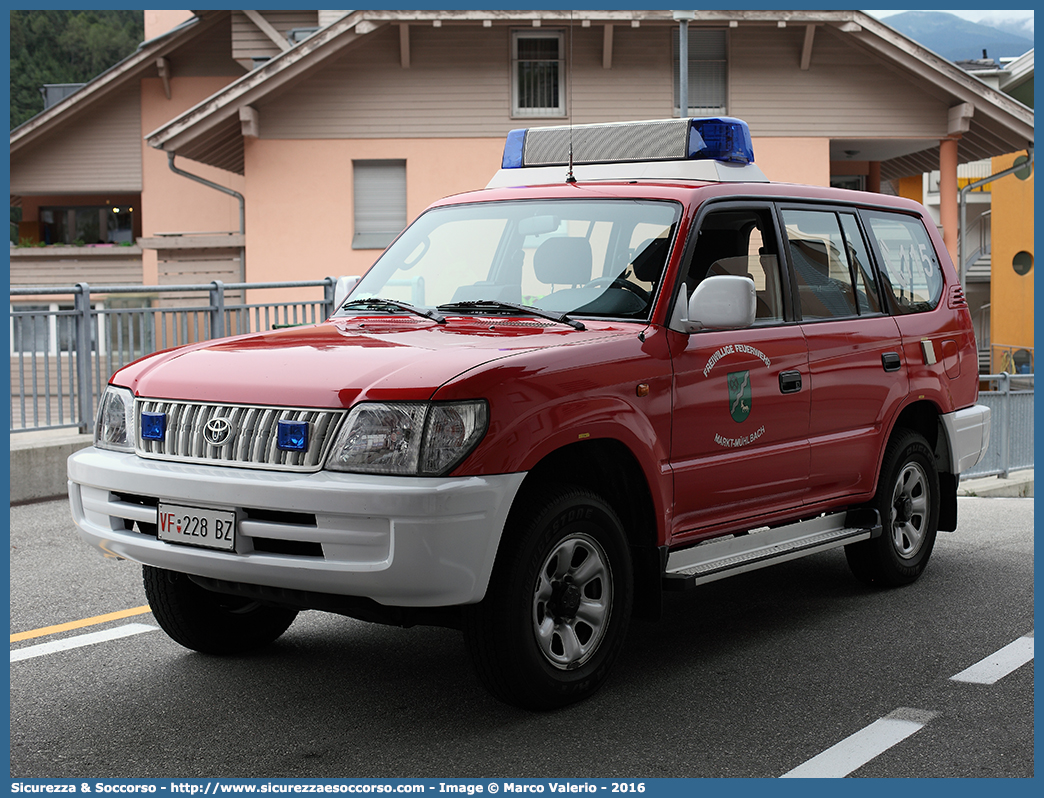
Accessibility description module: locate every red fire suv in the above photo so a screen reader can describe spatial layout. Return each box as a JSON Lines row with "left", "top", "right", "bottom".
{"left": 69, "top": 118, "right": 990, "bottom": 710}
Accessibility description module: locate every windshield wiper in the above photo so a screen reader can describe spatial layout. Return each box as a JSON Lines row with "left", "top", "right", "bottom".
{"left": 436, "top": 300, "right": 586, "bottom": 331}
{"left": 340, "top": 297, "right": 446, "bottom": 324}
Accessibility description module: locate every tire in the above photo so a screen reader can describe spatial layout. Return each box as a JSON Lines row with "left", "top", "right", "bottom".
{"left": 846, "top": 430, "right": 940, "bottom": 587}
{"left": 143, "top": 565, "right": 298, "bottom": 654}
{"left": 463, "top": 486, "right": 633, "bottom": 710}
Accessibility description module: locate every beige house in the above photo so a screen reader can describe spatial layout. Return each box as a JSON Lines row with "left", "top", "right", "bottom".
{"left": 10, "top": 9, "right": 1034, "bottom": 309}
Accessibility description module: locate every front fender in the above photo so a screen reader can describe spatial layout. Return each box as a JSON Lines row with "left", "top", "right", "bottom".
{"left": 435, "top": 325, "right": 675, "bottom": 512}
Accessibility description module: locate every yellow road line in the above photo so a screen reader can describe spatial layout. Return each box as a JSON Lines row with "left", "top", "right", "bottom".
{"left": 11, "top": 605, "right": 153, "bottom": 643}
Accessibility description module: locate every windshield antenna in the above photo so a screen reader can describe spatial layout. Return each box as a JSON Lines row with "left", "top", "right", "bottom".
{"left": 566, "top": 11, "right": 576, "bottom": 184}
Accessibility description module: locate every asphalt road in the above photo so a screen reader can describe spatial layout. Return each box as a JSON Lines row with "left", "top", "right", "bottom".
{"left": 9, "top": 496, "right": 1034, "bottom": 779}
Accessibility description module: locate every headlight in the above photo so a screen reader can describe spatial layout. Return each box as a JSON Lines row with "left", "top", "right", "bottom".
{"left": 325, "top": 401, "right": 488, "bottom": 476}
{"left": 94, "top": 386, "right": 136, "bottom": 452}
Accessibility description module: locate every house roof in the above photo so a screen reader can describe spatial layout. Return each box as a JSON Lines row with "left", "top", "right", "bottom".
{"left": 143, "top": 10, "right": 383, "bottom": 174}
{"left": 1001, "top": 49, "right": 1034, "bottom": 94}
{"left": 10, "top": 11, "right": 230, "bottom": 155}
{"left": 17, "top": 9, "right": 1035, "bottom": 184}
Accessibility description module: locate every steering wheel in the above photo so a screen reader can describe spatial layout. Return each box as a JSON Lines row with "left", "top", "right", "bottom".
{"left": 583, "top": 276, "right": 651, "bottom": 301}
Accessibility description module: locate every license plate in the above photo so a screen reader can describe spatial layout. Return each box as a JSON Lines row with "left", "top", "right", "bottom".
{"left": 157, "top": 502, "right": 236, "bottom": 551}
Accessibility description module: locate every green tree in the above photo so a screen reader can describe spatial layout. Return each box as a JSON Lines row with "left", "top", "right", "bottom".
{"left": 10, "top": 10, "right": 144, "bottom": 129}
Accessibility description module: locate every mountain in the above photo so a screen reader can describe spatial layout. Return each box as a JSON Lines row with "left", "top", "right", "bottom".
{"left": 879, "top": 11, "right": 1033, "bottom": 63}
{"left": 976, "top": 13, "right": 1034, "bottom": 42}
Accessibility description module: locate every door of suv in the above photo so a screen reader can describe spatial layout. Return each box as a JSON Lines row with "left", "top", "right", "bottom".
{"left": 669, "top": 205, "right": 811, "bottom": 541}
{"left": 781, "top": 206, "right": 908, "bottom": 503}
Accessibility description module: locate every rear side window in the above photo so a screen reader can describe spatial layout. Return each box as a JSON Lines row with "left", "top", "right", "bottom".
{"left": 782, "top": 209, "right": 879, "bottom": 320}
{"left": 862, "top": 211, "right": 944, "bottom": 314}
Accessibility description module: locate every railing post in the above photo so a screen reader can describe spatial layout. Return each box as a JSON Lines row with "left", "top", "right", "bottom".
{"left": 210, "top": 280, "right": 225, "bottom": 339}
{"left": 999, "top": 372, "right": 1012, "bottom": 478}
{"left": 322, "top": 277, "right": 336, "bottom": 319}
{"left": 74, "top": 282, "right": 94, "bottom": 433}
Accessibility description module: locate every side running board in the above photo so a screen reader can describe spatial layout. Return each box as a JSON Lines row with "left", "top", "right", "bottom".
{"left": 662, "top": 509, "right": 881, "bottom": 590}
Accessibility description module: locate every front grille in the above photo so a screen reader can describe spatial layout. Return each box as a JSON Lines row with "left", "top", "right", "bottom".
{"left": 136, "top": 399, "right": 345, "bottom": 472}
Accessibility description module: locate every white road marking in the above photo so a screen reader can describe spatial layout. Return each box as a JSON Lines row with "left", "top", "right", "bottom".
{"left": 950, "top": 633, "right": 1034, "bottom": 685}
{"left": 10, "top": 622, "right": 160, "bottom": 663}
{"left": 780, "top": 708, "right": 938, "bottom": 778}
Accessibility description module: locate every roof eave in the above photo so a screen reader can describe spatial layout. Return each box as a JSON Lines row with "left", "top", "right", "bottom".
{"left": 847, "top": 15, "right": 1034, "bottom": 147}
{"left": 145, "top": 10, "right": 382, "bottom": 157}
{"left": 144, "top": 8, "right": 1034, "bottom": 174}
{"left": 10, "top": 12, "right": 228, "bottom": 153}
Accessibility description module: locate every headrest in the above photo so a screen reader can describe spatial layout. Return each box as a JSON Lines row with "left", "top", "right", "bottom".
{"left": 630, "top": 238, "right": 670, "bottom": 283}
{"left": 692, "top": 229, "right": 737, "bottom": 266}
{"left": 533, "top": 237, "right": 593, "bottom": 286}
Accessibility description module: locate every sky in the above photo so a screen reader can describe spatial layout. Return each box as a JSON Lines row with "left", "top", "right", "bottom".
{"left": 863, "top": 9, "right": 1034, "bottom": 22}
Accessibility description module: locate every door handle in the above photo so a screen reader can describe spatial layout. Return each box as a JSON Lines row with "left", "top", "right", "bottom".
{"left": 882, "top": 352, "right": 902, "bottom": 372}
{"left": 779, "top": 370, "right": 802, "bottom": 394}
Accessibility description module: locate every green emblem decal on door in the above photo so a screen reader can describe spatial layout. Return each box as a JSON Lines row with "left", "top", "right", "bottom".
{"left": 728, "top": 370, "right": 751, "bottom": 423}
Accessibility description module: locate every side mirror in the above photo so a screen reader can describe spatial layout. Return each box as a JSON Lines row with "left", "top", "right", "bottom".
{"left": 669, "top": 275, "right": 756, "bottom": 333}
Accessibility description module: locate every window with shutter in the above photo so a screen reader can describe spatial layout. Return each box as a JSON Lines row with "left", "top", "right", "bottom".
{"left": 352, "top": 160, "right": 407, "bottom": 250}
{"left": 672, "top": 28, "right": 727, "bottom": 116}
{"left": 512, "top": 30, "right": 565, "bottom": 118}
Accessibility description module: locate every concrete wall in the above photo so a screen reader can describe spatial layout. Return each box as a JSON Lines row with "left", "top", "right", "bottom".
{"left": 9, "top": 432, "right": 92, "bottom": 504}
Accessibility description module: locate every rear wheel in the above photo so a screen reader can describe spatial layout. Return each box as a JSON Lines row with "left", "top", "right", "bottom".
{"left": 463, "top": 486, "right": 633, "bottom": 710}
{"left": 143, "top": 566, "right": 298, "bottom": 654}
{"left": 846, "top": 430, "right": 940, "bottom": 586}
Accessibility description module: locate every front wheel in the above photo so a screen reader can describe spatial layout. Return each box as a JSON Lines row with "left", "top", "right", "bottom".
{"left": 463, "top": 486, "right": 633, "bottom": 710}
{"left": 143, "top": 566, "right": 298, "bottom": 654}
{"left": 846, "top": 430, "right": 940, "bottom": 587}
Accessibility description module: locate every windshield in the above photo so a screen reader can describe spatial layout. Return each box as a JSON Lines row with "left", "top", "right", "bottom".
{"left": 340, "top": 199, "right": 680, "bottom": 321}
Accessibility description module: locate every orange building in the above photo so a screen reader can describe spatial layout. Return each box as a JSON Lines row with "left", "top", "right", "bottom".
{"left": 989, "top": 151, "right": 1035, "bottom": 373}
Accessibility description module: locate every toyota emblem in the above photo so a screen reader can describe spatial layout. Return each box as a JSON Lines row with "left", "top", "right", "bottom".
{"left": 204, "top": 417, "right": 234, "bottom": 446}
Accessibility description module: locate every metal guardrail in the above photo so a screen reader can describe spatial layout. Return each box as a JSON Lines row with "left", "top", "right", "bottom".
{"left": 964, "top": 373, "right": 1034, "bottom": 479}
{"left": 8, "top": 284, "right": 1035, "bottom": 481}
{"left": 10, "top": 279, "right": 338, "bottom": 433}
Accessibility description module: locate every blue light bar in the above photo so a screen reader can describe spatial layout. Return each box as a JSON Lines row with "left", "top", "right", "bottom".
{"left": 141, "top": 411, "right": 167, "bottom": 441}
{"left": 500, "top": 117, "right": 756, "bottom": 170}
{"left": 687, "top": 117, "right": 754, "bottom": 165}
{"left": 277, "top": 420, "right": 309, "bottom": 452}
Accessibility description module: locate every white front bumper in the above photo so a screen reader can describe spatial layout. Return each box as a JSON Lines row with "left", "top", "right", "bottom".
{"left": 68, "top": 447, "right": 525, "bottom": 607}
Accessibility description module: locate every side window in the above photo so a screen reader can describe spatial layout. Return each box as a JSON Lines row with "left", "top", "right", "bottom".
{"left": 782, "top": 209, "right": 864, "bottom": 320}
{"left": 862, "top": 211, "right": 944, "bottom": 314}
{"left": 839, "top": 214, "right": 882, "bottom": 314}
{"left": 684, "top": 208, "right": 784, "bottom": 323}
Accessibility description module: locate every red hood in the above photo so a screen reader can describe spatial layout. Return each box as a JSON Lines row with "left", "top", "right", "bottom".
{"left": 112, "top": 316, "right": 628, "bottom": 408}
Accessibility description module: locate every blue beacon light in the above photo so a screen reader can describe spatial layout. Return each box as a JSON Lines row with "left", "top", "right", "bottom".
{"left": 687, "top": 117, "right": 754, "bottom": 164}
{"left": 502, "top": 128, "right": 526, "bottom": 169}
{"left": 277, "top": 420, "right": 309, "bottom": 452}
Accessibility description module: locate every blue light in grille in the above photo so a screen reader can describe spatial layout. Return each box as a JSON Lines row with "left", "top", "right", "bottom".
{"left": 277, "top": 420, "right": 309, "bottom": 451}
{"left": 141, "top": 412, "right": 167, "bottom": 441}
